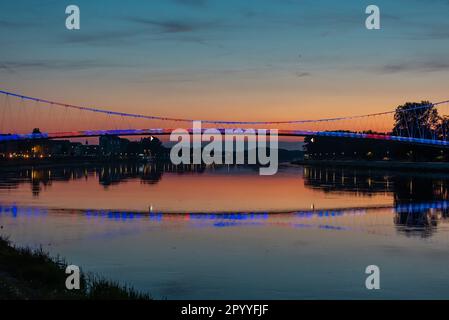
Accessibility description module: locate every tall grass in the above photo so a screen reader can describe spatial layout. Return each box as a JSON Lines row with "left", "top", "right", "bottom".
{"left": 0, "top": 236, "right": 151, "bottom": 300}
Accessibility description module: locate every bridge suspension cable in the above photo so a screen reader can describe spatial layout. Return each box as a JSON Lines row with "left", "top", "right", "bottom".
{"left": 1, "top": 89, "right": 448, "bottom": 125}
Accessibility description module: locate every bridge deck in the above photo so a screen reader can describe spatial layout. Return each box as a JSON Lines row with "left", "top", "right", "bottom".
{"left": 2, "top": 128, "right": 449, "bottom": 147}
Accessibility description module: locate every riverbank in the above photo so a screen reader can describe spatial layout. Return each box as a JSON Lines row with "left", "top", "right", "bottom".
{"left": 292, "top": 159, "right": 449, "bottom": 171}
{"left": 0, "top": 158, "right": 152, "bottom": 171}
{"left": 0, "top": 236, "right": 151, "bottom": 300}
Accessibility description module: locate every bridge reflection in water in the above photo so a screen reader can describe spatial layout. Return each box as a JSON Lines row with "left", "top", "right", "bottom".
{"left": 2, "top": 164, "right": 449, "bottom": 239}
{"left": 1, "top": 200, "right": 449, "bottom": 240}
{"left": 303, "top": 165, "right": 449, "bottom": 238}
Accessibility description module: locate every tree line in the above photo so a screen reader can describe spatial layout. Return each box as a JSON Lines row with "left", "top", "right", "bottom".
{"left": 305, "top": 101, "right": 449, "bottom": 161}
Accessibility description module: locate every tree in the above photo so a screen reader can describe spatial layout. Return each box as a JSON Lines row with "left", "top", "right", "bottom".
{"left": 392, "top": 101, "right": 439, "bottom": 139}
{"left": 141, "top": 136, "right": 163, "bottom": 157}
{"left": 437, "top": 116, "right": 449, "bottom": 141}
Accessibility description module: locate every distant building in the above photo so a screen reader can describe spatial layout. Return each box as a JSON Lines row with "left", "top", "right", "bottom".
{"left": 48, "top": 140, "right": 72, "bottom": 156}
{"left": 100, "top": 135, "right": 129, "bottom": 157}
{"left": 1, "top": 134, "right": 167, "bottom": 161}
{"left": 74, "top": 144, "right": 100, "bottom": 157}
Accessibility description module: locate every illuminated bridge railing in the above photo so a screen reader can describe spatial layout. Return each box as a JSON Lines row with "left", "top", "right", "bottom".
{"left": 3, "top": 128, "right": 449, "bottom": 147}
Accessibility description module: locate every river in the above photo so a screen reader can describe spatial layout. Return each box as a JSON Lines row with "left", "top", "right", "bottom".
{"left": 1, "top": 163, "right": 449, "bottom": 299}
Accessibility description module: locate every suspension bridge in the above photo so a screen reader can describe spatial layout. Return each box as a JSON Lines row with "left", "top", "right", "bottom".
{"left": 1, "top": 89, "right": 449, "bottom": 147}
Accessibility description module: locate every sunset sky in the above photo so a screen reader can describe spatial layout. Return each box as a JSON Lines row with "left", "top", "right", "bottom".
{"left": 1, "top": 0, "right": 449, "bottom": 123}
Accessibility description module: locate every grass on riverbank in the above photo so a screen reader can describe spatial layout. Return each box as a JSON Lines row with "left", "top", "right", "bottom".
{"left": 0, "top": 236, "right": 151, "bottom": 300}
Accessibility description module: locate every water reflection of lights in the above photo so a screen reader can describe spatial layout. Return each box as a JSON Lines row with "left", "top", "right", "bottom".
{"left": 0, "top": 204, "right": 47, "bottom": 217}
{"left": 3, "top": 201, "right": 449, "bottom": 227}
{"left": 395, "top": 201, "right": 449, "bottom": 213}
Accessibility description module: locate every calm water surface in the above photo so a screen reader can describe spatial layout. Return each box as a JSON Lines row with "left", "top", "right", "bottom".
{"left": 1, "top": 163, "right": 449, "bottom": 299}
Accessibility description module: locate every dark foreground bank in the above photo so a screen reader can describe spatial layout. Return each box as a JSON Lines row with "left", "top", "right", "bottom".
{"left": 0, "top": 236, "right": 151, "bottom": 300}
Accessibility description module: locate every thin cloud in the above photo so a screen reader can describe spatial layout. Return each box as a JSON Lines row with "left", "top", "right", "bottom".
{"left": 0, "top": 60, "right": 131, "bottom": 73}
{"left": 60, "top": 17, "right": 224, "bottom": 47}
{"left": 62, "top": 29, "right": 143, "bottom": 45}
{"left": 404, "top": 27, "right": 449, "bottom": 40}
{"left": 0, "top": 19, "right": 37, "bottom": 29}
{"left": 296, "top": 71, "right": 311, "bottom": 77}
{"left": 127, "top": 17, "right": 221, "bottom": 34}
{"left": 172, "top": 0, "right": 208, "bottom": 7}
{"left": 379, "top": 60, "right": 449, "bottom": 74}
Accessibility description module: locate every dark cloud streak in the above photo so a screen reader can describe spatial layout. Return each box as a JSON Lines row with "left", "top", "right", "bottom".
{"left": 379, "top": 60, "right": 449, "bottom": 74}
{"left": 60, "top": 16, "right": 222, "bottom": 46}
{"left": 172, "top": 0, "right": 208, "bottom": 7}
{"left": 62, "top": 29, "right": 142, "bottom": 45}
{"left": 0, "top": 19, "right": 37, "bottom": 29}
{"left": 0, "top": 60, "right": 131, "bottom": 73}
{"left": 128, "top": 17, "right": 220, "bottom": 34}
{"left": 296, "top": 71, "right": 311, "bottom": 77}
